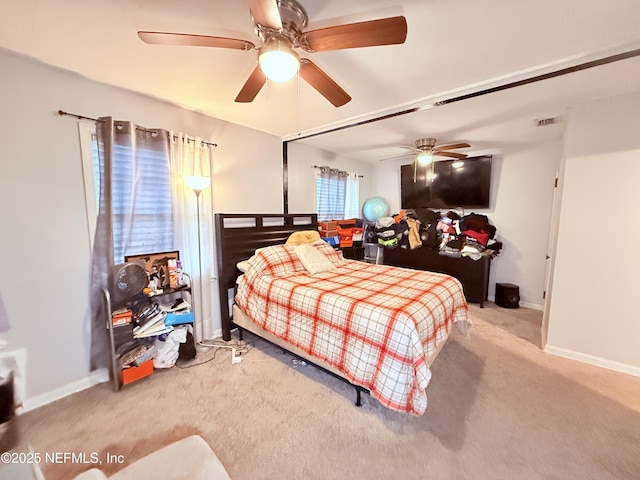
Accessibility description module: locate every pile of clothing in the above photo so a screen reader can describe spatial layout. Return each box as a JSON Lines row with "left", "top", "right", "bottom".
{"left": 371, "top": 209, "right": 503, "bottom": 260}
{"left": 370, "top": 210, "right": 417, "bottom": 249}
{"left": 437, "top": 211, "right": 502, "bottom": 260}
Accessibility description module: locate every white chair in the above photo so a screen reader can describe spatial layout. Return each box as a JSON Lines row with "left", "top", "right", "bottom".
{"left": 73, "top": 435, "right": 231, "bottom": 480}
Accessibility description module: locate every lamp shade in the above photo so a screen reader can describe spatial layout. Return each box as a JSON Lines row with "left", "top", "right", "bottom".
{"left": 184, "top": 175, "right": 211, "bottom": 193}
{"left": 259, "top": 37, "right": 299, "bottom": 83}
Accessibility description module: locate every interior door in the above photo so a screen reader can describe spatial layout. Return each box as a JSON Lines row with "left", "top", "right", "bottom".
{"left": 541, "top": 167, "right": 562, "bottom": 347}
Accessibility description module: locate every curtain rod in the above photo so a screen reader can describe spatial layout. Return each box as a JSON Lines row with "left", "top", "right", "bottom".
{"left": 57, "top": 109, "right": 218, "bottom": 147}
{"left": 312, "top": 165, "right": 364, "bottom": 178}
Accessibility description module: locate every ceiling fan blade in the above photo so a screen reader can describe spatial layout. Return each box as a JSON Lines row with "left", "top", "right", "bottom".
{"left": 138, "top": 31, "right": 255, "bottom": 50}
{"left": 434, "top": 142, "right": 470, "bottom": 150}
{"left": 235, "top": 65, "right": 267, "bottom": 103}
{"left": 249, "top": 0, "right": 282, "bottom": 30}
{"left": 299, "top": 59, "right": 351, "bottom": 107}
{"left": 434, "top": 151, "right": 468, "bottom": 159}
{"left": 399, "top": 145, "right": 421, "bottom": 152}
{"left": 378, "top": 153, "right": 413, "bottom": 162}
{"left": 299, "top": 16, "right": 407, "bottom": 52}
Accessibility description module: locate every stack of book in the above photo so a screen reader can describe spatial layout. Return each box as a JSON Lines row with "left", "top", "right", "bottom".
{"left": 133, "top": 311, "right": 172, "bottom": 338}
{"left": 111, "top": 308, "right": 133, "bottom": 327}
{"left": 133, "top": 301, "right": 171, "bottom": 339}
{"left": 132, "top": 299, "right": 193, "bottom": 338}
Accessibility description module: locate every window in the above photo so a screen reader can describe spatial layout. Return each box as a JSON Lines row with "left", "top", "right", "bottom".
{"left": 315, "top": 168, "right": 359, "bottom": 221}
{"left": 79, "top": 122, "right": 174, "bottom": 263}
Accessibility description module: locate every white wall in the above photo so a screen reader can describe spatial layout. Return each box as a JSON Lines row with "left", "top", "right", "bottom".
{"left": 0, "top": 48, "right": 282, "bottom": 405}
{"left": 546, "top": 91, "right": 640, "bottom": 371}
{"left": 370, "top": 142, "right": 561, "bottom": 307}
{"left": 287, "top": 141, "right": 373, "bottom": 214}
{"left": 212, "top": 126, "right": 283, "bottom": 214}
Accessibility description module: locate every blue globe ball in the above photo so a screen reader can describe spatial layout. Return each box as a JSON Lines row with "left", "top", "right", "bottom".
{"left": 362, "top": 196, "right": 390, "bottom": 222}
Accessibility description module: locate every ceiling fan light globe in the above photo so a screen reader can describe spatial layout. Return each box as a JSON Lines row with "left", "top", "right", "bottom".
{"left": 416, "top": 152, "right": 433, "bottom": 166}
{"left": 259, "top": 48, "right": 299, "bottom": 83}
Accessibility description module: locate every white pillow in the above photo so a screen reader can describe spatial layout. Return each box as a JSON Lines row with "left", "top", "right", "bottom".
{"left": 236, "top": 258, "right": 253, "bottom": 272}
{"left": 237, "top": 250, "right": 267, "bottom": 272}
{"left": 293, "top": 244, "right": 337, "bottom": 275}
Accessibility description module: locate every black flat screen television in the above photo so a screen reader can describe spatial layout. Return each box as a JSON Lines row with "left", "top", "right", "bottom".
{"left": 400, "top": 155, "right": 492, "bottom": 209}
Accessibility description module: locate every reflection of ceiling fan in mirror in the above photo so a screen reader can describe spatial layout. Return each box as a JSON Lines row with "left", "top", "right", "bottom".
{"left": 388, "top": 137, "right": 471, "bottom": 182}
{"left": 137, "top": 0, "right": 408, "bottom": 107}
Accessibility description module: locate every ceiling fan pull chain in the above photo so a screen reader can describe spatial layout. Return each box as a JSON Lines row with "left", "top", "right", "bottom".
{"left": 296, "top": 71, "right": 301, "bottom": 136}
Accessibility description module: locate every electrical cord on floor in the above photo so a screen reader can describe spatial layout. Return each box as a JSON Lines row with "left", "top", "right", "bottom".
{"left": 174, "top": 349, "right": 220, "bottom": 369}
{"left": 198, "top": 337, "right": 252, "bottom": 355}
{"left": 174, "top": 336, "right": 253, "bottom": 369}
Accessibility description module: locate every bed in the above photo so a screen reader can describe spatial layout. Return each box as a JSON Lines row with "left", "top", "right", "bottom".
{"left": 215, "top": 213, "right": 471, "bottom": 416}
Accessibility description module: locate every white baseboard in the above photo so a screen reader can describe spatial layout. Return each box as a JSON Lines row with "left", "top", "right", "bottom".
{"left": 20, "top": 369, "right": 109, "bottom": 414}
{"left": 544, "top": 345, "right": 640, "bottom": 378}
{"left": 520, "top": 301, "right": 543, "bottom": 310}
{"left": 202, "top": 328, "right": 224, "bottom": 342}
{"left": 487, "top": 296, "right": 543, "bottom": 311}
{"left": 19, "top": 327, "right": 248, "bottom": 413}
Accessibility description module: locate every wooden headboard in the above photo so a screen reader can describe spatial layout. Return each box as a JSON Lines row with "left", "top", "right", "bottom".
{"left": 214, "top": 213, "right": 318, "bottom": 340}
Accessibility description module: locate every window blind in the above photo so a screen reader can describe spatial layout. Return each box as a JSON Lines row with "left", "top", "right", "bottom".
{"left": 316, "top": 169, "right": 346, "bottom": 221}
{"left": 93, "top": 137, "right": 174, "bottom": 263}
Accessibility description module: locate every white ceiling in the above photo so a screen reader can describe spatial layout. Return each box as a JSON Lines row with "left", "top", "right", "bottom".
{"left": 2, "top": 0, "right": 640, "bottom": 162}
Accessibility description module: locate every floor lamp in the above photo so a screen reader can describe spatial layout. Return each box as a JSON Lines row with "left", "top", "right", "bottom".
{"left": 184, "top": 175, "right": 211, "bottom": 348}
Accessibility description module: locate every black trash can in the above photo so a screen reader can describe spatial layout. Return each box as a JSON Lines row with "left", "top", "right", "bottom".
{"left": 0, "top": 370, "right": 15, "bottom": 424}
{"left": 495, "top": 282, "right": 520, "bottom": 308}
{"left": 0, "top": 369, "right": 19, "bottom": 453}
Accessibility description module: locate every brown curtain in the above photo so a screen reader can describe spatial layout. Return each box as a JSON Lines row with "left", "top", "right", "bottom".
{"left": 89, "top": 117, "right": 170, "bottom": 370}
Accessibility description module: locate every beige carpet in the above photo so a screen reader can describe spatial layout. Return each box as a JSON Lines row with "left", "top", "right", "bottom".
{"left": 7, "top": 303, "right": 640, "bottom": 480}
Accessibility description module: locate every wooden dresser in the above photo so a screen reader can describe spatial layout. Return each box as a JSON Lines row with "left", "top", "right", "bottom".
{"left": 383, "top": 247, "right": 491, "bottom": 307}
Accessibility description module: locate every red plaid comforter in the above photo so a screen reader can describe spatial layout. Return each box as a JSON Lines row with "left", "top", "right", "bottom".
{"left": 235, "top": 242, "right": 471, "bottom": 415}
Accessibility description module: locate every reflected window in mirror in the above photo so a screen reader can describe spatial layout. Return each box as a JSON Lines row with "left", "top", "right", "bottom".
{"left": 315, "top": 167, "right": 359, "bottom": 221}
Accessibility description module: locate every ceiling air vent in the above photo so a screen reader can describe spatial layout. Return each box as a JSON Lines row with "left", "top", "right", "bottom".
{"left": 535, "top": 117, "right": 558, "bottom": 127}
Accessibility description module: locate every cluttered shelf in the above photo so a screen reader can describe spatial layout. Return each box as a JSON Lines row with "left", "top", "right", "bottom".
{"left": 106, "top": 255, "right": 197, "bottom": 391}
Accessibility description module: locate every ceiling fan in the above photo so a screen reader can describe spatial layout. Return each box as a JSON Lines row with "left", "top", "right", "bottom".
{"left": 137, "top": 0, "right": 408, "bottom": 107}
{"left": 387, "top": 138, "right": 471, "bottom": 182}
